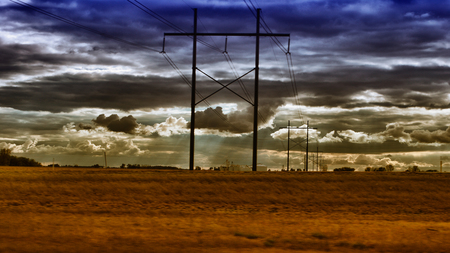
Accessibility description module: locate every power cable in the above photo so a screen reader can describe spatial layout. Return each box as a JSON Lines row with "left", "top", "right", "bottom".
{"left": 286, "top": 52, "right": 303, "bottom": 120}
{"left": 243, "top": 0, "right": 256, "bottom": 18}
{"left": 128, "top": 0, "right": 222, "bottom": 52}
{"left": 223, "top": 52, "right": 254, "bottom": 104}
{"left": 10, "top": 0, "right": 226, "bottom": 122}
{"left": 243, "top": 0, "right": 287, "bottom": 53}
{"left": 9, "top": 0, "right": 160, "bottom": 53}
{"left": 162, "top": 52, "right": 227, "bottom": 121}
{"left": 198, "top": 16, "right": 222, "bottom": 52}
{"left": 244, "top": 0, "right": 300, "bottom": 120}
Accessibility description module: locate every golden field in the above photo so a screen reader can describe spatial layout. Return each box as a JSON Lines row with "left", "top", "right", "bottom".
{"left": 1, "top": 167, "right": 449, "bottom": 253}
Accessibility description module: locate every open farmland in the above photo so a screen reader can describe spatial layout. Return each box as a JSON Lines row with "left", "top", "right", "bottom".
{"left": 1, "top": 167, "right": 450, "bottom": 253}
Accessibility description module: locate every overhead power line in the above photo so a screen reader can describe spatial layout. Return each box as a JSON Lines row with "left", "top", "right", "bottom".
{"left": 127, "top": 0, "right": 222, "bottom": 52}
{"left": 9, "top": 0, "right": 227, "bottom": 122}
{"left": 9, "top": 0, "right": 160, "bottom": 53}
{"left": 243, "top": 0, "right": 301, "bottom": 119}
{"left": 162, "top": 53, "right": 227, "bottom": 122}
{"left": 243, "top": 0, "right": 287, "bottom": 53}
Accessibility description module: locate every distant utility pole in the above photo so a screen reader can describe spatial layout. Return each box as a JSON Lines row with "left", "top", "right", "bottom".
{"left": 104, "top": 151, "right": 107, "bottom": 168}
{"left": 440, "top": 156, "right": 449, "bottom": 172}
{"left": 165, "top": 9, "right": 290, "bottom": 171}
{"left": 309, "top": 146, "right": 323, "bottom": 171}
{"left": 280, "top": 120, "right": 317, "bottom": 171}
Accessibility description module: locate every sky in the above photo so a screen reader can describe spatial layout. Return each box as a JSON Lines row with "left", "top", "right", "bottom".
{"left": 1, "top": 0, "right": 450, "bottom": 171}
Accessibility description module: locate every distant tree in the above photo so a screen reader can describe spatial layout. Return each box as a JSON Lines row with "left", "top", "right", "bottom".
{"left": 127, "top": 164, "right": 141, "bottom": 168}
{"left": 120, "top": 164, "right": 126, "bottom": 168}
{"left": 0, "top": 148, "right": 41, "bottom": 166}
{"left": 366, "top": 166, "right": 390, "bottom": 172}
{"left": 377, "top": 167, "right": 386, "bottom": 172}
{"left": 385, "top": 164, "right": 394, "bottom": 172}
{"left": 334, "top": 167, "right": 355, "bottom": 172}
{"left": 9, "top": 156, "right": 41, "bottom": 166}
{"left": 0, "top": 148, "right": 12, "bottom": 165}
{"left": 406, "top": 166, "right": 420, "bottom": 172}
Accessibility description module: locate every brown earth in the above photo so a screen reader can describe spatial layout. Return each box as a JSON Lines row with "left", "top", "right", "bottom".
{"left": 1, "top": 167, "right": 449, "bottom": 252}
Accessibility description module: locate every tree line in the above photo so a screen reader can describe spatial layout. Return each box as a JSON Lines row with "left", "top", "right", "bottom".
{"left": 0, "top": 148, "right": 41, "bottom": 166}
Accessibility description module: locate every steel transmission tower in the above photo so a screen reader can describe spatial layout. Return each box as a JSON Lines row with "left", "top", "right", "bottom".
{"left": 280, "top": 120, "right": 317, "bottom": 171}
{"left": 165, "top": 9, "right": 290, "bottom": 171}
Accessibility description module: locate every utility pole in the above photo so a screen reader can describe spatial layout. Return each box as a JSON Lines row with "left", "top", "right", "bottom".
{"left": 287, "top": 120, "right": 290, "bottom": 170}
{"left": 306, "top": 121, "right": 309, "bottom": 171}
{"left": 165, "top": 9, "right": 289, "bottom": 171}
{"left": 303, "top": 120, "right": 318, "bottom": 171}
{"left": 280, "top": 120, "right": 317, "bottom": 171}
{"left": 104, "top": 151, "right": 107, "bottom": 168}
{"left": 252, "top": 9, "right": 260, "bottom": 172}
{"left": 316, "top": 146, "right": 319, "bottom": 171}
{"left": 189, "top": 9, "right": 198, "bottom": 171}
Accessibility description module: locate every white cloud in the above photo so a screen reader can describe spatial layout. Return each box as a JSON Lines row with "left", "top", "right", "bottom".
{"left": 139, "top": 116, "right": 189, "bottom": 137}
{"left": 270, "top": 124, "right": 321, "bottom": 140}
{"left": 352, "top": 90, "right": 386, "bottom": 103}
{"left": 336, "top": 129, "right": 385, "bottom": 143}
{"left": 319, "top": 131, "right": 342, "bottom": 143}
{"left": 404, "top": 12, "right": 431, "bottom": 19}
{"left": 342, "top": 0, "right": 390, "bottom": 15}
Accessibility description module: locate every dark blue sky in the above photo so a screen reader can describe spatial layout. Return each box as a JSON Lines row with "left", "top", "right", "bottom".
{"left": 1, "top": 0, "right": 450, "bottom": 170}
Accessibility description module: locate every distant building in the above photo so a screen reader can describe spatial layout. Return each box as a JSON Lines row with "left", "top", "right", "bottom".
{"left": 256, "top": 163, "right": 267, "bottom": 171}
{"left": 219, "top": 159, "right": 266, "bottom": 171}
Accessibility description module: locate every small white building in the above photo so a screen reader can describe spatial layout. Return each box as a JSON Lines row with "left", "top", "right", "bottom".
{"left": 256, "top": 163, "right": 267, "bottom": 171}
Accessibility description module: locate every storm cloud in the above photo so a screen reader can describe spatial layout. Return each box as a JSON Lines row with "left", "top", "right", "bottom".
{"left": 411, "top": 127, "right": 450, "bottom": 143}
{"left": 93, "top": 114, "right": 139, "bottom": 134}
{"left": 193, "top": 99, "right": 284, "bottom": 134}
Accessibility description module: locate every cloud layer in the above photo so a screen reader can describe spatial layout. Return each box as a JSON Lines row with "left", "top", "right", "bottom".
{"left": 1, "top": 0, "right": 450, "bottom": 170}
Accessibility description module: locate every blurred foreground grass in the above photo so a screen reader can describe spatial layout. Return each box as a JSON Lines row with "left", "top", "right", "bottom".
{"left": 1, "top": 167, "right": 450, "bottom": 252}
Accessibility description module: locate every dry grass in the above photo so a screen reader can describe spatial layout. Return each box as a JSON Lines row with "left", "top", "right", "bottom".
{"left": 1, "top": 167, "right": 450, "bottom": 252}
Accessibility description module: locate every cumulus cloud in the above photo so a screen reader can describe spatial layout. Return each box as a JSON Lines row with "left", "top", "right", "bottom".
{"left": 102, "top": 138, "right": 143, "bottom": 156}
{"left": 139, "top": 116, "right": 189, "bottom": 137}
{"left": 94, "top": 114, "right": 139, "bottom": 134}
{"left": 317, "top": 123, "right": 419, "bottom": 145}
{"left": 319, "top": 131, "right": 342, "bottom": 143}
{"left": 193, "top": 100, "right": 283, "bottom": 134}
{"left": 317, "top": 121, "right": 450, "bottom": 148}
{"left": 334, "top": 130, "right": 385, "bottom": 144}
{"left": 271, "top": 124, "right": 321, "bottom": 140}
{"left": 379, "top": 123, "right": 411, "bottom": 143}
{"left": 93, "top": 114, "right": 121, "bottom": 127}
{"left": 410, "top": 127, "right": 450, "bottom": 143}
{"left": 0, "top": 139, "right": 104, "bottom": 155}
{"left": 71, "top": 114, "right": 189, "bottom": 137}
{"left": 326, "top": 153, "right": 410, "bottom": 170}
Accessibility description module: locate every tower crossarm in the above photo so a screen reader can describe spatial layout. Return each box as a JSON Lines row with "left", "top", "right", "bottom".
{"left": 165, "top": 33, "right": 290, "bottom": 37}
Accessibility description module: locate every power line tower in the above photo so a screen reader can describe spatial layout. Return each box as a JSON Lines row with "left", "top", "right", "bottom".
{"left": 165, "top": 9, "right": 290, "bottom": 171}
{"left": 280, "top": 120, "right": 317, "bottom": 171}
{"left": 309, "top": 147, "right": 323, "bottom": 171}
